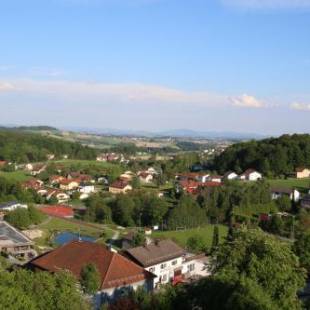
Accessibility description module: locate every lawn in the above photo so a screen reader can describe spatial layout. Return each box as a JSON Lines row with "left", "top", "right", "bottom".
{"left": 268, "top": 178, "right": 310, "bottom": 193}
{"left": 36, "top": 217, "right": 114, "bottom": 247}
{"left": 152, "top": 225, "right": 228, "bottom": 249}
{"left": 0, "top": 171, "right": 31, "bottom": 182}
{"left": 54, "top": 159, "right": 119, "bottom": 169}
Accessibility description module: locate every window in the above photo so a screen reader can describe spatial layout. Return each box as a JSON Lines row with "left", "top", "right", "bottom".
{"left": 172, "top": 260, "right": 177, "bottom": 266}
{"left": 161, "top": 263, "right": 167, "bottom": 269}
{"left": 187, "top": 263, "right": 195, "bottom": 272}
{"left": 162, "top": 274, "right": 167, "bottom": 282}
{"left": 149, "top": 267, "right": 155, "bottom": 273}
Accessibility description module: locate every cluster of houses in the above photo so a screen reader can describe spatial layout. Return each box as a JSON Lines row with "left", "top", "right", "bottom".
{"left": 176, "top": 169, "right": 263, "bottom": 194}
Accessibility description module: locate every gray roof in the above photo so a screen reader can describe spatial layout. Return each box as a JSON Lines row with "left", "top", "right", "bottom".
{"left": 0, "top": 221, "right": 32, "bottom": 246}
{"left": 0, "top": 201, "right": 19, "bottom": 209}
{"left": 126, "top": 239, "right": 185, "bottom": 267}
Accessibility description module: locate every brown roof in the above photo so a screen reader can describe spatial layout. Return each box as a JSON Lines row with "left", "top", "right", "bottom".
{"left": 270, "top": 187, "right": 294, "bottom": 195}
{"left": 296, "top": 167, "right": 309, "bottom": 172}
{"left": 110, "top": 180, "right": 130, "bottom": 189}
{"left": 29, "top": 241, "right": 154, "bottom": 289}
{"left": 126, "top": 239, "right": 185, "bottom": 267}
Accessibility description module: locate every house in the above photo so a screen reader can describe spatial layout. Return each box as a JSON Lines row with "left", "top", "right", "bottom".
{"left": 125, "top": 239, "right": 185, "bottom": 288}
{"left": 28, "top": 241, "right": 155, "bottom": 306}
{"left": 301, "top": 195, "right": 310, "bottom": 209}
{"left": 146, "top": 167, "right": 158, "bottom": 175}
{"left": 0, "top": 221, "right": 35, "bottom": 258}
{"left": 29, "top": 164, "right": 47, "bottom": 176}
{"left": 0, "top": 160, "right": 7, "bottom": 167}
{"left": 138, "top": 171, "right": 154, "bottom": 183}
{"left": 46, "top": 189, "right": 70, "bottom": 203}
{"left": 178, "top": 179, "right": 200, "bottom": 194}
{"left": 49, "top": 175, "right": 65, "bottom": 185}
{"left": 119, "top": 171, "right": 135, "bottom": 182}
{"left": 96, "top": 153, "right": 120, "bottom": 162}
{"left": 22, "top": 179, "right": 44, "bottom": 191}
{"left": 109, "top": 180, "right": 132, "bottom": 194}
{"left": 125, "top": 239, "right": 210, "bottom": 288}
{"left": 208, "top": 175, "right": 222, "bottom": 183}
{"left": 39, "top": 205, "right": 74, "bottom": 218}
{"left": 68, "top": 173, "right": 93, "bottom": 183}
{"left": 295, "top": 168, "right": 310, "bottom": 179}
{"left": 271, "top": 187, "right": 300, "bottom": 202}
{"left": 223, "top": 171, "right": 238, "bottom": 180}
{"left": 59, "top": 178, "right": 80, "bottom": 191}
{"left": 0, "top": 201, "right": 28, "bottom": 212}
{"left": 46, "top": 154, "right": 55, "bottom": 160}
{"left": 239, "top": 169, "right": 262, "bottom": 181}
{"left": 79, "top": 184, "right": 95, "bottom": 194}
{"left": 196, "top": 174, "right": 210, "bottom": 183}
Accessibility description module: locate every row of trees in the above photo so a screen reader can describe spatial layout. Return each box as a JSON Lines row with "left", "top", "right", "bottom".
{"left": 212, "top": 134, "right": 310, "bottom": 176}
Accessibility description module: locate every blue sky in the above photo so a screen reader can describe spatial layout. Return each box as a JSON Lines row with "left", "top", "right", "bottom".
{"left": 0, "top": 0, "right": 310, "bottom": 135}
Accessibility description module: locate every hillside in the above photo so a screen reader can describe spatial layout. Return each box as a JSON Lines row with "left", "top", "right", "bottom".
{"left": 212, "top": 134, "right": 310, "bottom": 176}
{"left": 0, "top": 130, "right": 97, "bottom": 163}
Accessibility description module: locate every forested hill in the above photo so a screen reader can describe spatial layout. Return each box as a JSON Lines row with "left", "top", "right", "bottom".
{"left": 0, "top": 130, "right": 97, "bottom": 163}
{"left": 212, "top": 134, "right": 310, "bottom": 176}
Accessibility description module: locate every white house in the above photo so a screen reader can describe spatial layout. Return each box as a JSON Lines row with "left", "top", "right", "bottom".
{"left": 0, "top": 201, "right": 28, "bottom": 212}
{"left": 78, "top": 184, "right": 95, "bottom": 194}
{"left": 223, "top": 171, "right": 238, "bottom": 180}
{"left": 208, "top": 175, "right": 222, "bottom": 183}
{"left": 138, "top": 171, "right": 154, "bottom": 183}
{"left": 271, "top": 188, "right": 300, "bottom": 202}
{"left": 239, "top": 169, "right": 262, "bottom": 181}
{"left": 125, "top": 239, "right": 210, "bottom": 288}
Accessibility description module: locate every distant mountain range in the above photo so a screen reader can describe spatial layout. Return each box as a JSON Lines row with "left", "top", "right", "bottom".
{"left": 0, "top": 124, "right": 267, "bottom": 140}
{"left": 62, "top": 127, "right": 267, "bottom": 140}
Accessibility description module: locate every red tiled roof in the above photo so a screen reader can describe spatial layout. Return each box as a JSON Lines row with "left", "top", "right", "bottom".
{"left": 40, "top": 205, "right": 74, "bottom": 218}
{"left": 29, "top": 241, "right": 154, "bottom": 289}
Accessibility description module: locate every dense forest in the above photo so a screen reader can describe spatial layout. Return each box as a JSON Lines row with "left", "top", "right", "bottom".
{"left": 0, "top": 130, "right": 97, "bottom": 163}
{"left": 212, "top": 134, "right": 310, "bottom": 176}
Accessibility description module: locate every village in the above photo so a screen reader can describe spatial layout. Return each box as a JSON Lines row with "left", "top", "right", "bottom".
{"left": 1, "top": 145, "right": 310, "bottom": 308}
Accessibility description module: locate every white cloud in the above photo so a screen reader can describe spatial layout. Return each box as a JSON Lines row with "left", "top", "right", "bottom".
{"left": 0, "top": 82, "right": 15, "bottom": 92}
{"left": 0, "top": 78, "right": 270, "bottom": 110}
{"left": 230, "top": 94, "right": 265, "bottom": 108}
{"left": 222, "top": 0, "right": 310, "bottom": 9}
{"left": 290, "top": 102, "right": 310, "bottom": 111}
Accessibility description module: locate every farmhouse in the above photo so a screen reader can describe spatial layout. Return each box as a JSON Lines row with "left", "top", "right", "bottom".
{"left": 239, "top": 169, "right": 262, "bottom": 181}
{"left": 295, "top": 167, "right": 310, "bottom": 179}
{"left": 0, "top": 221, "right": 35, "bottom": 258}
{"left": 271, "top": 187, "right": 300, "bottom": 202}
{"left": 109, "top": 180, "right": 132, "bottom": 194}
{"left": 28, "top": 241, "right": 154, "bottom": 306}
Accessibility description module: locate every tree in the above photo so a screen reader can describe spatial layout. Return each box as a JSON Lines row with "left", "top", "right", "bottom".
{"left": 132, "top": 232, "right": 146, "bottom": 247}
{"left": 80, "top": 263, "right": 101, "bottom": 294}
{"left": 211, "top": 226, "right": 219, "bottom": 251}
{"left": 186, "top": 235, "right": 206, "bottom": 253}
{"left": 293, "top": 232, "right": 310, "bottom": 273}
{"left": 4, "top": 208, "right": 31, "bottom": 229}
{"left": 275, "top": 195, "right": 292, "bottom": 212}
{"left": 212, "top": 228, "right": 306, "bottom": 310}
{"left": 0, "top": 269, "right": 89, "bottom": 310}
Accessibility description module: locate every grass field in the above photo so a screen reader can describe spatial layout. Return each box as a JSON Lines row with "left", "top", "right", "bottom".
{"left": 54, "top": 159, "right": 119, "bottom": 168}
{"left": 36, "top": 217, "right": 114, "bottom": 247}
{"left": 152, "top": 225, "right": 228, "bottom": 249}
{"left": 268, "top": 178, "right": 310, "bottom": 193}
{"left": 0, "top": 171, "right": 31, "bottom": 182}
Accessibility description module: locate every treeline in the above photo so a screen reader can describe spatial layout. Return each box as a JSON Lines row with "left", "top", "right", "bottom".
{"left": 0, "top": 130, "right": 97, "bottom": 163}
{"left": 0, "top": 177, "right": 39, "bottom": 204}
{"left": 212, "top": 134, "right": 310, "bottom": 176}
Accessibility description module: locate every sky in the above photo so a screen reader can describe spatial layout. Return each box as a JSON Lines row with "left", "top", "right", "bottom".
{"left": 0, "top": 0, "right": 310, "bottom": 135}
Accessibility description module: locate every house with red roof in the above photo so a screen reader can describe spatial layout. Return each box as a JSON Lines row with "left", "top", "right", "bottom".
{"left": 28, "top": 241, "right": 155, "bottom": 306}
{"left": 109, "top": 180, "right": 132, "bottom": 194}
{"left": 59, "top": 178, "right": 80, "bottom": 191}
